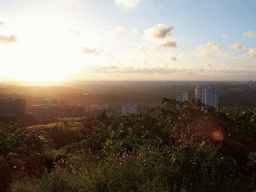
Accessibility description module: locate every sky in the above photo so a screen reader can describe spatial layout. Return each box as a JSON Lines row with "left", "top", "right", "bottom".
{"left": 0, "top": 0, "right": 255, "bottom": 83}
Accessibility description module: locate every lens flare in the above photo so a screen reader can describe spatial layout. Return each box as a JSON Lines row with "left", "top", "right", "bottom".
{"left": 213, "top": 130, "right": 224, "bottom": 141}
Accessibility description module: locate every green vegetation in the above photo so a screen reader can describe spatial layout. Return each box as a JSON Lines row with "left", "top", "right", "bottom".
{"left": 1, "top": 99, "right": 256, "bottom": 191}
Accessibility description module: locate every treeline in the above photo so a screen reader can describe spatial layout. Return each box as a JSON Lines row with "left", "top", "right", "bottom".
{"left": 1, "top": 99, "right": 256, "bottom": 191}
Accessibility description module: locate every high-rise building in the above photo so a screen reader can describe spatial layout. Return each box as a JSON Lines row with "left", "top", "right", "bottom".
{"left": 176, "top": 91, "right": 188, "bottom": 102}
{"left": 195, "top": 86, "right": 218, "bottom": 110}
{"left": 0, "top": 98, "right": 25, "bottom": 117}
{"left": 122, "top": 104, "right": 137, "bottom": 116}
{"left": 249, "top": 80, "right": 253, "bottom": 89}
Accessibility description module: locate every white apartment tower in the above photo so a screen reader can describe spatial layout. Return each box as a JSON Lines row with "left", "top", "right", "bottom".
{"left": 176, "top": 91, "right": 188, "bottom": 102}
{"left": 195, "top": 86, "right": 218, "bottom": 110}
{"left": 122, "top": 104, "right": 137, "bottom": 116}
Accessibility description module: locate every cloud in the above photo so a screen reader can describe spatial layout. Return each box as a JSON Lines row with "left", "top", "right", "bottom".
{"left": 132, "top": 26, "right": 139, "bottom": 35}
{"left": 99, "top": 31, "right": 116, "bottom": 42}
{"left": 92, "top": 65, "right": 184, "bottom": 74}
{"left": 170, "top": 56, "right": 177, "bottom": 61}
{"left": 197, "top": 51, "right": 212, "bottom": 58}
{"left": 222, "top": 34, "right": 227, "bottom": 37}
{"left": 114, "top": 0, "right": 143, "bottom": 7}
{"left": 202, "top": 64, "right": 213, "bottom": 71}
{"left": 197, "top": 42, "right": 221, "bottom": 51}
{"left": 131, "top": 45, "right": 152, "bottom": 53}
{"left": 196, "top": 42, "right": 221, "bottom": 58}
{"left": 158, "top": 41, "right": 177, "bottom": 50}
{"left": 81, "top": 47, "right": 100, "bottom": 55}
{"left": 116, "top": 26, "right": 126, "bottom": 32}
{"left": 145, "top": 24, "right": 176, "bottom": 50}
{"left": 145, "top": 24, "right": 173, "bottom": 42}
{"left": 230, "top": 43, "right": 246, "bottom": 50}
{"left": 0, "top": 34, "right": 18, "bottom": 44}
{"left": 67, "top": 28, "right": 81, "bottom": 36}
{"left": 243, "top": 48, "right": 256, "bottom": 59}
{"left": 217, "top": 53, "right": 228, "bottom": 57}
{"left": 243, "top": 31, "right": 256, "bottom": 37}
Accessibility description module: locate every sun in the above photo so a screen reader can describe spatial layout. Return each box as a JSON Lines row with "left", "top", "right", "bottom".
{"left": 8, "top": 17, "right": 83, "bottom": 82}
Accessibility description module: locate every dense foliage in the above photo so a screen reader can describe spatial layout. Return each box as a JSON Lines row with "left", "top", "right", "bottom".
{"left": 2, "top": 99, "right": 256, "bottom": 191}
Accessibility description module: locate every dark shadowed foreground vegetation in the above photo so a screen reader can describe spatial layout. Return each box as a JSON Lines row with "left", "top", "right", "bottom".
{"left": 1, "top": 99, "right": 256, "bottom": 191}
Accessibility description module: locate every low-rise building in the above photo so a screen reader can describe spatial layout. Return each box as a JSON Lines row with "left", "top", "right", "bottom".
{"left": 0, "top": 98, "right": 25, "bottom": 117}
{"left": 122, "top": 104, "right": 137, "bottom": 116}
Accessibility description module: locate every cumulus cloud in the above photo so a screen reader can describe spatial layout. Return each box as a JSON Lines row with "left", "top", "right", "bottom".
{"left": 197, "top": 42, "right": 221, "bottom": 51}
{"left": 170, "top": 56, "right": 177, "bottom": 61}
{"left": 217, "top": 52, "right": 228, "bottom": 57}
{"left": 0, "top": 34, "right": 18, "bottom": 44}
{"left": 145, "top": 24, "right": 176, "bottom": 50}
{"left": 222, "top": 34, "right": 227, "bottom": 37}
{"left": 243, "top": 31, "right": 256, "bottom": 37}
{"left": 197, "top": 51, "right": 211, "bottom": 58}
{"left": 230, "top": 43, "right": 246, "bottom": 50}
{"left": 114, "top": 0, "right": 143, "bottom": 7}
{"left": 67, "top": 28, "right": 81, "bottom": 36}
{"left": 81, "top": 47, "right": 100, "bottom": 55}
{"left": 116, "top": 25, "right": 126, "bottom": 32}
{"left": 243, "top": 48, "right": 256, "bottom": 59}
{"left": 196, "top": 42, "right": 221, "bottom": 58}
{"left": 131, "top": 26, "right": 139, "bottom": 35}
{"left": 145, "top": 24, "right": 173, "bottom": 42}
{"left": 201, "top": 64, "right": 213, "bottom": 72}
{"left": 131, "top": 45, "right": 152, "bottom": 53}
{"left": 158, "top": 41, "right": 177, "bottom": 50}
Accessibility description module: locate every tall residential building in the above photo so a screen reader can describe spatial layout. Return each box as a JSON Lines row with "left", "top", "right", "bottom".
{"left": 176, "top": 91, "right": 188, "bottom": 102}
{"left": 195, "top": 86, "right": 218, "bottom": 110}
{"left": 249, "top": 80, "right": 253, "bottom": 89}
{"left": 0, "top": 98, "right": 25, "bottom": 117}
{"left": 122, "top": 104, "right": 137, "bottom": 116}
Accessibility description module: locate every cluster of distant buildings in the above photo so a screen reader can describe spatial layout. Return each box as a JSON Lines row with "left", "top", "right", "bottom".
{"left": 0, "top": 98, "right": 25, "bottom": 117}
{"left": 176, "top": 85, "right": 218, "bottom": 111}
{"left": 229, "top": 80, "right": 256, "bottom": 92}
{"left": 2, "top": 80, "right": 256, "bottom": 121}
{"left": 29, "top": 103, "right": 110, "bottom": 120}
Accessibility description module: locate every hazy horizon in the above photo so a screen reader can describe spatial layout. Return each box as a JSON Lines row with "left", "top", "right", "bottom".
{"left": 0, "top": 0, "right": 255, "bottom": 83}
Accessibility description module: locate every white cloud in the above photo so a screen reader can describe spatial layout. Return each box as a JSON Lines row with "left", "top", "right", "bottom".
{"left": 145, "top": 24, "right": 176, "bottom": 50}
{"left": 99, "top": 31, "right": 116, "bottom": 42}
{"left": 217, "top": 53, "right": 228, "bottom": 57}
{"left": 116, "top": 26, "right": 126, "bottom": 32}
{"left": 67, "top": 28, "right": 81, "bottom": 36}
{"left": 197, "top": 51, "right": 211, "bottom": 58}
{"left": 243, "top": 48, "right": 256, "bottom": 59}
{"left": 222, "top": 34, "right": 227, "bottom": 37}
{"left": 196, "top": 42, "right": 221, "bottom": 58}
{"left": 202, "top": 64, "right": 212, "bottom": 71}
{"left": 132, "top": 26, "right": 139, "bottom": 35}
{"left": 92, "top": 65, "right": 183, "bottom": 74}
{"left": 158, "top": 41, "right": 177, "bottom": 50}
{"left": 170, "top": 56, "right": 177, "bottom": 61}
{"left": 243, "top": 31, "right": 256, "bottom": 37}
{"left": 81, "top": 46, "right": 100, "bottom": 55}
{"left": 0, "top": 34, "right": 18, "bottom": 44}
{"left": 145, "top": 24, "right": 173, "bottom": 42}
{"left": 230, "top": 43, "right": 246, "bottom": 50}
{"left": 197, "top": 42, "right": 221, "bottom": 51}
{"left": 131, "top": 45, "right": 152, "bottom": 53}
{"left": 114, "top": 0, "right": 144, "bottom": 8}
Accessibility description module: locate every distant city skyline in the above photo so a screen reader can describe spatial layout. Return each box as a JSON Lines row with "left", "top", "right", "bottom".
{"left": 0, "top": 0, "right": 255, "bottom": 84}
